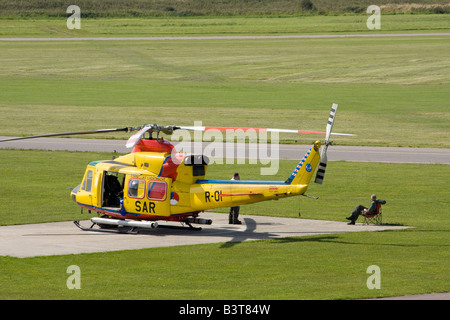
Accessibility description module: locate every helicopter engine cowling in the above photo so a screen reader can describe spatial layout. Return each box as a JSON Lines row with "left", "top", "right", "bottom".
{"left": 132, "top": 138, "right": 174, "bottom": 153}
{"left": 171, "top": 154, "right": 209, "bottom": 184}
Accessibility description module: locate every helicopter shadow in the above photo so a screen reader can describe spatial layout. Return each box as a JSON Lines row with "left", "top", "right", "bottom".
{"left": 217, "top": 218, "right": 337, "bottom": 249}
{"left": 136, "top": 215, "right": 343, "bottom": 250}
{"left": 219, "top": 218, "right": 260, "bottom": 248}
{"left": 137, "top": 216, "right": 282, "bottom": 246}
{"left": 218, "top": 217, "right": 333, "bottom": 249}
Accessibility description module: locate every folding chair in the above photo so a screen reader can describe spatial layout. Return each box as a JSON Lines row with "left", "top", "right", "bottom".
{"left": 362, "top": 203, "right": 383, "bottom": 225}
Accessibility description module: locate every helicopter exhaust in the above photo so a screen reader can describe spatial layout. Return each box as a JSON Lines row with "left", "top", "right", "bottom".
{"left": 90, "top": 217, "right": 158, "bottom": 229}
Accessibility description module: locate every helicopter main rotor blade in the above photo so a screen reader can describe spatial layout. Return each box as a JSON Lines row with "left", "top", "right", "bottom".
{"left": 176, "top": 126, "right": 355, "bottom": 136}
{"left": 0, "top": 127, "right": 133, "bottom": 143}
{"left": 126, "top": 125, "right": 153, "bottom": 148}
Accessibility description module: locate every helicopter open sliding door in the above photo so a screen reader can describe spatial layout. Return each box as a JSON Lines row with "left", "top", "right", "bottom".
{"left": 123, "top": 174, "right": 171, "bottom": 218}
{"left": 101, "top": 171, "right": 125, "bottom": 209}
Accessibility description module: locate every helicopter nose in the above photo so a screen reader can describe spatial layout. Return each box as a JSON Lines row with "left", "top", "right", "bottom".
{"left": 71, "top": 185, "right": 80, "bottom": 202}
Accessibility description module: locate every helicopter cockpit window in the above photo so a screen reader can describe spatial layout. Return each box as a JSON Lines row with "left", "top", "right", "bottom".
{"left": 128, "top": 179, "right": 145, "bottom": 199}
{"left": 82, "top": 170, "right": 93, "bottom": 192}
{"left": 147, "top": 181, "right": 167, "bottom": 201}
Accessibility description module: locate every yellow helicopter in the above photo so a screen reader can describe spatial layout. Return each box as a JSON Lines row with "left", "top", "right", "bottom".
{"left": 1, "top": 104, "right": 353, "bottom": 233}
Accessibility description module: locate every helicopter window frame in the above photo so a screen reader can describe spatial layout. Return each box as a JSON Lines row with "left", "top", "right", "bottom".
{"left": 147, "top": 181, "right": 167, "bottom": 201}
{"left": 127, "top": 178, "right": 146, "bottom": 199}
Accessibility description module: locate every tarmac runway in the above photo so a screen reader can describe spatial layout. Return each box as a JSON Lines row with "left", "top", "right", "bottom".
{"left": 0, "top": 212, "right": 408, "bottom": 258}
{"left": 1, "top": 137, "right": 449, "bottom": 164}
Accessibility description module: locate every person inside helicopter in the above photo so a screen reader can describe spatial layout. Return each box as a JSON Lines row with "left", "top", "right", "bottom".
{"left": 103, "top": 172, "right": 124, "bottom": 208}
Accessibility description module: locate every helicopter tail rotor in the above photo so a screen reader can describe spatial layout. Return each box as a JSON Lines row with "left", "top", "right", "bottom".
{"left": 314, "top": 103, "right": 338, "bottom": 185}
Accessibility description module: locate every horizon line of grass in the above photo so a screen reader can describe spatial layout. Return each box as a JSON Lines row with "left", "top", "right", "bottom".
{"left": 1, "top": 10, "right": 449, "bottom": 19}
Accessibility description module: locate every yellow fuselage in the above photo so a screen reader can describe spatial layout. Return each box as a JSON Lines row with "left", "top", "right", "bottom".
{"left": 71, "top": 140, "right": 321, "bottom": 222}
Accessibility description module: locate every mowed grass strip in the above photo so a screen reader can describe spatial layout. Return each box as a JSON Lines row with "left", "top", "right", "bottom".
{"left": 0, "top": 15, "right": 449, "bottom": 37}
{"left": 0, "top": 35, "right": 449, "bottom": 147}
{"left": 0, "top": 148, "right": 449, "bottom": 299}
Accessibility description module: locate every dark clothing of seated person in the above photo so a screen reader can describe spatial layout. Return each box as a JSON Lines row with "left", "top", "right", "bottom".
{"left": 347, "top": 194, "right": 386, "bottom": 225}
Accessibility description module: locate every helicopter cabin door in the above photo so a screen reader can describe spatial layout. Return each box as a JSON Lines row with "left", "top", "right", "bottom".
{"left": 123, "top": 175, "right": 170, "bottom": 218}
{"left": 101, "top": 171, "right": 125, "bottom": 210}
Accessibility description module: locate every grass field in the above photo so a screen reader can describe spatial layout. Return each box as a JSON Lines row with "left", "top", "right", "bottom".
{"left": 1, "top": 14, "right": 450, "bottom": 37}
{"left": 0, "top": 16, "right": 449, "bottom": 147}
{"left": 0, "top": 13, "right": 449, "bottom": 300}
{"left": 0, "top": 149, "right": 449, "bottom": 299}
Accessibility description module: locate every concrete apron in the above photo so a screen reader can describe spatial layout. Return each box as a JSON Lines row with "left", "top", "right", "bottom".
{"left": 0, "top": 212, "right": 408, "bottom": 258}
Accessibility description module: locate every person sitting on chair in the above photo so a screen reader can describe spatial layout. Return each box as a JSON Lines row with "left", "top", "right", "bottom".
{"left": 346, "top": 194, "right": 386, "bottom": 225}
